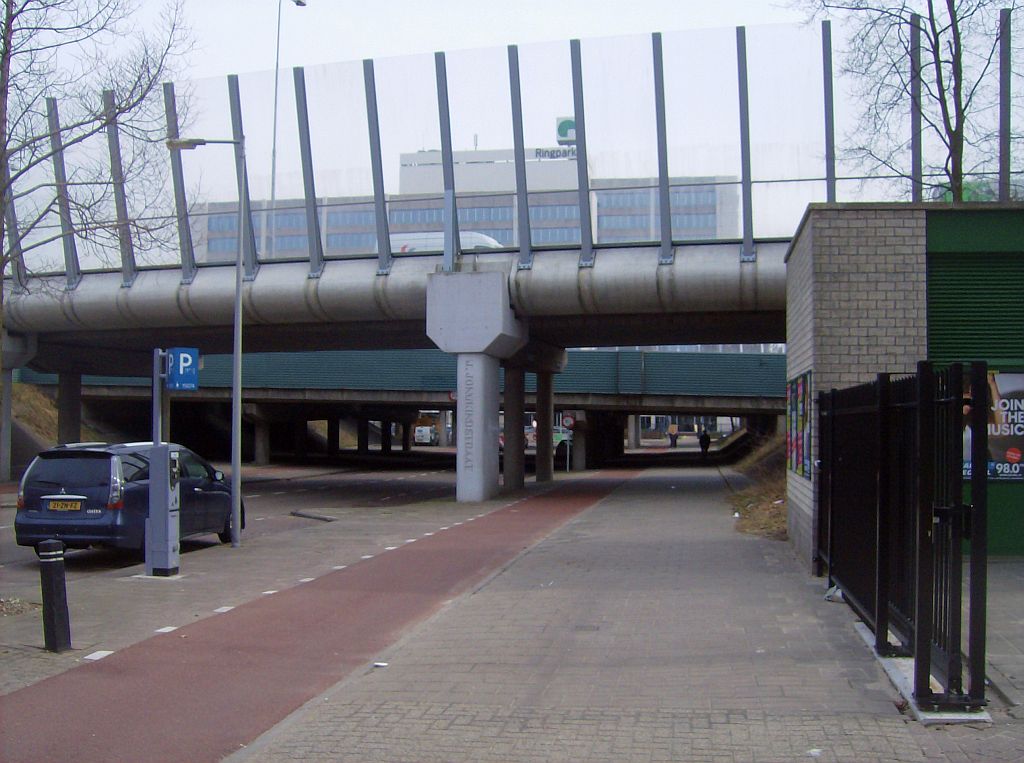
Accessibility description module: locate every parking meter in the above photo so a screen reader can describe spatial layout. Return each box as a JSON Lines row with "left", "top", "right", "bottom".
{"left": 168, "top": 450, "right": 181, "bottom": 510}
{"left": 146, "top": 444, "right": 180, "bottom": 576}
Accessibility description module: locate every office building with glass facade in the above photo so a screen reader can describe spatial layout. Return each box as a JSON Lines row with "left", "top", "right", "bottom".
{"left": 193, "top": 148, "right": 739, "bottom": 263}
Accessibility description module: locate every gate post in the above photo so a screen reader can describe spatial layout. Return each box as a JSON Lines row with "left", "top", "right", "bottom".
{"left": 967, "top": 361, "right": 989, "bottom": 704}
{"left": 875, "top": 373, "right": 893, "bottom": 655}
{"left": 913, "top": 361, "right": 936, "bottom": 704}
{"left": 819, "top": 389, "right": 835, "bottom": 581}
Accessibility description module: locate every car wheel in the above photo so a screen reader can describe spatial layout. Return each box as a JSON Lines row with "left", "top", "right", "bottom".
{"left": 218, "top": 503, "right": 245, "bottom": 544}
{"left": 217, "top": 514, "right": 232, "bottom": 544}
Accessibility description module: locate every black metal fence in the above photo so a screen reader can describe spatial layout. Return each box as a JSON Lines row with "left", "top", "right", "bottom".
{"left": 817, "top": 361, "right": 988, "bottom": 711}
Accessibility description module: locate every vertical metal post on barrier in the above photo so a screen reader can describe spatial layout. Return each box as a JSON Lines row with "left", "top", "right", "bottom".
{"left": 967, "top": 361, "right": 989, "bottom": 704}
{"left": 875, "top": 373, "right": 893, "bottom": 655}
{"left": 913, "top": 361, "right": 936, "bottom": 703}
{"left": 37, "top": 539, "right": 72, "bottom": 652}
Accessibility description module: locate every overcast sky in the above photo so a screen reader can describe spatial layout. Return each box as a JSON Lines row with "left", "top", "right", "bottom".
{"left": 178, "top": 0, "right": 808, "bottom": 79}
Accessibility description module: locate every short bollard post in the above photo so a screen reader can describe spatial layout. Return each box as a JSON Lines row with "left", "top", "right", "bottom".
{"left": 37, "top": 539, "right": 72, "bottom": 653}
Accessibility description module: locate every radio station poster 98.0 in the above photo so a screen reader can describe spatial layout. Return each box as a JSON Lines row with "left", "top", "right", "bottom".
{"left": 964, "top": 371, "right": 1024, "bottom": 481}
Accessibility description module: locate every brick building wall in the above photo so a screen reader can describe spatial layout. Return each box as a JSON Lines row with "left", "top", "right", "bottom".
{"left": 785, "top": 204, "right": 929, "bottom": 569}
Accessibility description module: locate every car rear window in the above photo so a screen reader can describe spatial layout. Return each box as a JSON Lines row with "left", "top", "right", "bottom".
{"left": 27, "top": 453, "right": 111, "bottom": 488}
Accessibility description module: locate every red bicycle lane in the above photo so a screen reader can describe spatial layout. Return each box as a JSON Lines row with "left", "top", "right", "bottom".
{"left": 0, "top": 473, "right": 636, "bottom": 763}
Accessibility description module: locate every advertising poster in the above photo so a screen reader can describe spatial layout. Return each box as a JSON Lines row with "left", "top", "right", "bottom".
{"left": 964, "top": 371, "right": 1024, "bottom": 481}
{"left": 787, "top": 372, "right": 812, "bottom": 479}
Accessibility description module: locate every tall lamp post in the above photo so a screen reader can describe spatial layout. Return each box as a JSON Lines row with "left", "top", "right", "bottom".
{"left": 267, "top": 0, "right": 307, "bottom": 258}
{"left": 165, "top": 136, "right": 247, "bottom": 548}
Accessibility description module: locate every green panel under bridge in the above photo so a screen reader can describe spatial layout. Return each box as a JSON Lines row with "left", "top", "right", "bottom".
{"left": 17, "top": 349, "right": 786, "bottom": 399}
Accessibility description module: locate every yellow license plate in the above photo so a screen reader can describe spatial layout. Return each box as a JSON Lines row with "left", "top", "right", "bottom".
{"left": 48, "top": 500, "right": 82, "bottom": 511}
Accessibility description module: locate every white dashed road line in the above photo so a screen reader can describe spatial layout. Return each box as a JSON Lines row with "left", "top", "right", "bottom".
{"left": 84, "top": 651, "right": 114, "bottom": 661}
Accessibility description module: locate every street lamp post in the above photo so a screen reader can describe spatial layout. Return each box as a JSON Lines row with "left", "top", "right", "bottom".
{"left": 267, "top": 0, "right": 307, "bottom": 258}
{"left": 166, "top": 136, "right": 247, "bottom": 548}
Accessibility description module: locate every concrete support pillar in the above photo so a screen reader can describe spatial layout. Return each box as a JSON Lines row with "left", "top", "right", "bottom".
{"left": 1, "top": 368, "right": 13, "bottom": 481}
{"left": 1, "top": 333, "right": 36, "bottom": 481}
{"left": 253, "top": 421, "right": 271, "bottom": 465}
{"left": 438, "top": 411, "right": 452, "bottom": 446}
{"left": 327, "top": 419, "right": 339, "bottom": 456}
{"left": 535, "top": 370, "right": 554, "bottom": 483}
{"left": 381, "top": 420, "right": 392, "bottom": 454}
{"left": 627, "top": 414, "right": 641, "bottom": 449}
{"left": 571, "top": 419, "right": 587, "bottom": 471}
{"left": 402, "top": 421, "right": 413, "bottom": 452}
{"left": 503, "top": 365, "right": 526, "bottom": 491}
{"left": 294, "top": 421, "right": 307, "bottom": 457}
{"left": 357, "top": 419, "right": 369, "bottom": 453}
{"left": 426, "top": 270, "right": 528, "bottom": 502}
{"left": 56, "top": 372, "right": 82, "bottom": 445}
{"left": 455, "top": 353, "right": 501, "bottom": 501}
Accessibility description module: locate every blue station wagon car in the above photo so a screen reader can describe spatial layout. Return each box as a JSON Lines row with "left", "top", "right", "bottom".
{"left": 15, "top": 442, "right": 243, "bottom": 555}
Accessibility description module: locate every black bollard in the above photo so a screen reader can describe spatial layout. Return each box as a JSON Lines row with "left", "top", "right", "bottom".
{"left": 37, "top": 539, "right": 72, "bottom": 653}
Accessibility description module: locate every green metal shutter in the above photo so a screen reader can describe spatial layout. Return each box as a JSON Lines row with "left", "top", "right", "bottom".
{"left": 927, "top": 252, "right": 1024, "bottom": 366}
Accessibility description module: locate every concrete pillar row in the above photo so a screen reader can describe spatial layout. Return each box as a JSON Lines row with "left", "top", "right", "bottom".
{"left": 627, "top": 414, "right": 641, "bottom": 450}
{"left": 571, "top": 413, "right": 588, "bottom": 471}
{"left": 293, "top": 421, "right": 308, "bottom": 457}
{"left": 57, "top": 372, "right": 82, "bottom": 445}
{"left": 502, "top": 365, "right": 526, "bottom": 491}
{"left": 535, "top": 370, "right": 554, "bottom": 483}
{"left": 357, "top": 419, "right": 369, "bottom": 453}
{"left": 381, "top": 420, "right": 392, "bottom": 454}
{"left": 327, "top": 419, "right": 340, "bottom": 456}
{"left": 1, "top": 368, "right": 13, "bottom": 481}
{"left": 438, "top": 411, "right": 452, "bottom": 447}
{"left": 401, "top": 421, "right": 413, "bottom": 452}
{"left": 1, "top": 332, "right": 37, "bottom": 481}
{"left": 253, "top": 421, "right": 271, "bottom": 465}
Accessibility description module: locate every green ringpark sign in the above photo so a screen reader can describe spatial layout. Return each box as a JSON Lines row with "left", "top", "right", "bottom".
{"left": 556, "top": 117, "right": 576, "bottom": 146}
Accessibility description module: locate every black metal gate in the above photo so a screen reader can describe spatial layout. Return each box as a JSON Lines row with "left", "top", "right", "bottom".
{"left": 817, "top": 361, "right": 988, "bottom": 710}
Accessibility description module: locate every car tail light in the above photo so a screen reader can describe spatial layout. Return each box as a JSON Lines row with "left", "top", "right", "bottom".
{"left": 107, "top": 456, "right": 125, "bottom": 510}
{"left": 15, "top": 460, "right": 32, "bottom": 511}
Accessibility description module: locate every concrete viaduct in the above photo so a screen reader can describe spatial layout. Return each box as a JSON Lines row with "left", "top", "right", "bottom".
{"left": 3, "top": 240, "right": 787, "bottom": 497}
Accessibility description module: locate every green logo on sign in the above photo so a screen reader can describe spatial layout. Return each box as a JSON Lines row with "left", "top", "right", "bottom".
{"left": 556, "top": 117, "right": 576, "bottom": 146}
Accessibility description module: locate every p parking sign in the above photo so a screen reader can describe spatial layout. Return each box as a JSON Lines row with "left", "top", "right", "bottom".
{"left": 166, "top": 347, "right": 200, "bottom": 391}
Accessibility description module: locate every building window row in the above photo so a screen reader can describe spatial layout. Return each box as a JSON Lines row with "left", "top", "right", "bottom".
{"left": 327, "top": 209, "right": 375, "bottom": 227}
{"left": 599, "top": 213, "right": 717, "bottom": 230}
{"left": 532, "top": 226, "right": 580, "bottom": 244}
{"left": 528, "top": 204, "right": 579, "bottom": 222}
{"left": 596, "top": 189, "right": 718, "bottom": 209}
{"left": 327, "top": 232, "right": 377, "bottom": 250}
{"left": 208, "top": 236, "right": 238, "bottom": 252}
{"left": 271, "top": 212, "right": 306, "bottom": 230}
{"left": 273, "top": 234, "right": 308, "bottom": 252}
{"left": 459, "top": 206, "right": 514, "bottom": 223}
{"left": 389, "top": 207, "right": 444, "bottom": 225}
{"left": 471, "top": 228, "right": 515, "bottom": 246}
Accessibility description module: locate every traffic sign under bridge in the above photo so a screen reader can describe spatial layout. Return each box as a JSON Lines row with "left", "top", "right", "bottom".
{"left": 166, "top": 348, "right": 199, "bottom": 391}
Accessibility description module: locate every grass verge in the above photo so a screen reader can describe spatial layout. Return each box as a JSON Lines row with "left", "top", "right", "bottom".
{"left": 728, "top": 433, "right": 788, "bottom": 542}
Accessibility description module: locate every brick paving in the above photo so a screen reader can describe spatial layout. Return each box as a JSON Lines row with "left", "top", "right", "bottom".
{"left": 3, "top": 465, "right": 1023, "bottom": 761}
{"left": 232, "top": 469, "right": 1024, "bottom": 763}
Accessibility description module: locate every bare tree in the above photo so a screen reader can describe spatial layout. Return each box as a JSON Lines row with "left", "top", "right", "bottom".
{"left": 0, "top": 0, "right": 188, "bottom": 290}
{"left": 799, "top": 1, "right": 1020, "bottom": 202}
